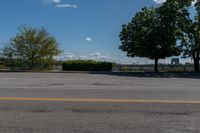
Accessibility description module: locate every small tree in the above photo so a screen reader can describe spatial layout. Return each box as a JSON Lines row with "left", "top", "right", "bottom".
{"left": 119, "top": 7, "right": 180, "bottom": 72}
{"left": 2, "top": 26, "right": 61, "bottom": 69}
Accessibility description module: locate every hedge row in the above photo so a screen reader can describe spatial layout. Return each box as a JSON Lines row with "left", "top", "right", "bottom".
{"left": 62, "top": 60, "right": 113, "bottom": 71}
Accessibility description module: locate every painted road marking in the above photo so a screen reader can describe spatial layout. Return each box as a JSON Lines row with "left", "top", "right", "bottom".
{"left": 0, "top": 97, "right": 199, "bottom": 104}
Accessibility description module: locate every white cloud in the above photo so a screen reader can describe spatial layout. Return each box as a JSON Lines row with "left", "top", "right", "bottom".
{"left": 85, "top": 37, "right": 92, "bottom": 42}
{"left": 43, "top": 0, "right": 61, "bottom": 5}
{"left": 55, "top": 4, "right": 78, "bottom": 8}
{"left": 54, "top": 53, "right": 78, "bottom": 60}
{"left": 54, "top": 52, "right": 132, "bottom": 64}
{"left": 90, "top": 52, "right": 101, "bottom": 57}
{"left": 153, "top": 0, "right": 166, "bottom": 4}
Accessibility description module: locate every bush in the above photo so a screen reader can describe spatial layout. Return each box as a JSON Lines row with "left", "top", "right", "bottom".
{"left": 62, "top": 60, "right": 113, "bottom": 71}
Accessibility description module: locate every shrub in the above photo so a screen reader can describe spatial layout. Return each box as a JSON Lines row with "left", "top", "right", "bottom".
{"left": 62, "top": 60, "right": 112, "bottom": 71}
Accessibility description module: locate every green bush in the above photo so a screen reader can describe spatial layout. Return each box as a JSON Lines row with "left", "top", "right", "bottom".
{"left": 62, "top": 60, "right": 113, "bottom": 71}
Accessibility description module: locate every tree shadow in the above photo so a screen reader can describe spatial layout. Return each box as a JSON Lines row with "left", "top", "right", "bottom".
{"left": 89, "top": 72, "right": 200, "bottom": 79}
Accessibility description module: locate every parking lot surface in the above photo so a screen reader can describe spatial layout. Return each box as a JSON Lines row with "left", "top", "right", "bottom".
{"left": 0, "top": 72, "right": 199, "bottom": 133}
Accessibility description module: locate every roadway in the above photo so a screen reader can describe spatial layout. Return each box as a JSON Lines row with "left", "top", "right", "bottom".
{"left": 0, "top": 72, "right": 199, "bottom": 133}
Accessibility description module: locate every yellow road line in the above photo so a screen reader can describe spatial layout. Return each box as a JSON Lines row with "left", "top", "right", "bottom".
{"left": 0, "top": 97, "right": 199, "bottom": 104}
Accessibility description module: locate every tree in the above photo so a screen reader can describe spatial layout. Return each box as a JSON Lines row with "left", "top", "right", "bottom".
{"left": 1, "top": 26, "right": 61, "bottom": 69}
{"left": 178, "top": 0, "right": 200, "bottom": 72}
{"left": 119, "top": 6, "right": 180, "bottom": 72}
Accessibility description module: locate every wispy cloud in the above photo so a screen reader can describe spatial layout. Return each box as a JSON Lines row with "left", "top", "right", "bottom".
{"left": 51, "top": 0, "right": 61, "bottom": 3}
{"left": 43, "top": 0, "right": 61, "bottom": 5}
{"left": 55, "top": 4, "right": 78, "bottom": 8}
{"left": 54, "top": 52, "right": 191, "bottom": 65}
{"left": 42, "top": 0, "right": 78, "bottom": 9}
{"left": 54, "top": 52, "right": 117, "bottom": 63}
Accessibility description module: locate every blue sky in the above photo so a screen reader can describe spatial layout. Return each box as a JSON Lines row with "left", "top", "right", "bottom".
{"left": 0, "top": 0, "right": 194, "bottom": 64}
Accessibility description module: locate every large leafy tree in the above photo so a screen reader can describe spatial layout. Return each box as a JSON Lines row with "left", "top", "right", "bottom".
{"left": 178, "top": 0, "right": 200, "bottom": 72}
{"left": 119, "top": 6, "right": 180, "bottom": 72}
{"left": 119, "top": 0, "right": 191, "bottom": 72}
{"left": 1, "top": 26, "right": 61, "bottom": 69}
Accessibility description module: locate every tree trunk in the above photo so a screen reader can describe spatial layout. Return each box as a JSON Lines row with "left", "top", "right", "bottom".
{"left": 154, "top": 58, "right": 158, "bottom": 72}
{"left": 193, "top": 49, "right": 200, "bottom": 72}
{"left": 31, "top": 56, "right": 34, "bottom": 70}
{"left": 194, "top": 57, "right": 200, "bottom": 72}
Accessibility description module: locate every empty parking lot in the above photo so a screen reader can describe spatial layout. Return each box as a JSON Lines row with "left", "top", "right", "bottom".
{"left": 0, "top": 72, "right": 199, "bottom": 133}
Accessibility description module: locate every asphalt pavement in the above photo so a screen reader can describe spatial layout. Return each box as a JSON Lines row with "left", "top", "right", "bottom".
{"left": 0, "top": 72, "right": 199, "bottom": 133}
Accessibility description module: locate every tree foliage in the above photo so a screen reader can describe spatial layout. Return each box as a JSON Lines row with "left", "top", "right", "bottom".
{"left": 1, "top": 26, "right": 61, "bottom": 69}
{"left": 119, "top": 5, "right": 181, "bottom": 72}
{"left": 178, "top": 0, "right": 200, "bottom": 72}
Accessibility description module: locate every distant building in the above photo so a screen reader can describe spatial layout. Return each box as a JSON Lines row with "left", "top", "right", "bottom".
{"left": 171, "top": 58, "right": 179, "bottom": 65}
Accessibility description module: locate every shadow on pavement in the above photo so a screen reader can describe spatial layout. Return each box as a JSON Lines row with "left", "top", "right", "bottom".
{"left": 89, "top": 72, "right": 200, "bottom": 79}
{"left": 0, "top": 70, "right": 200, "bottom": 79}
